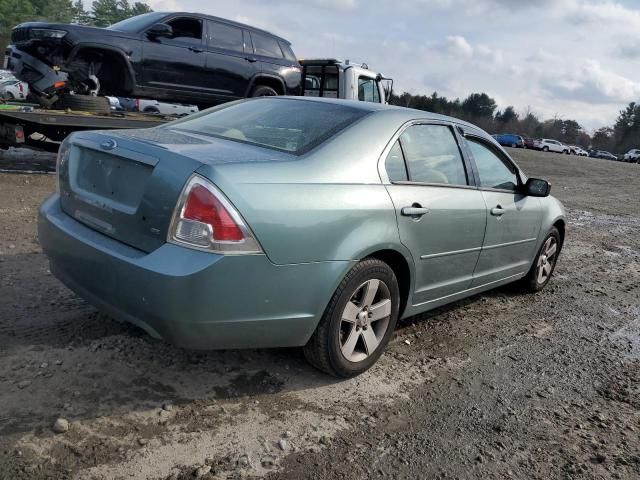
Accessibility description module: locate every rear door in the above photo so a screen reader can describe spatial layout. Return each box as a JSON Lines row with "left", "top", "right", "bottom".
{"left": 382, "top": 122, "right": 487, "bottom": 305}
{"left": 463, "top": 135, "right": 542, "bottom": 286}
{"left": 142, "top": 16, "right": 207, "bottom": 91}
{"left": 249, "top": 31, "right": 287, "bottom": 80}
{"left": 204, "top": 20, "right": 255, "bottom": 97}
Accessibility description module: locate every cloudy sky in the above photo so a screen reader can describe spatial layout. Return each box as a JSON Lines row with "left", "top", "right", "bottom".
{"left": 120, "top": 0, "right": 639, "bottom": 130}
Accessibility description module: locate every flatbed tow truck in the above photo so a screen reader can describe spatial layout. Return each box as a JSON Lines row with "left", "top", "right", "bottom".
{"left": 0, "top": 103, "right": 167, "bottom": 153}
{"left": 0, "top": 57, "right": 392, "bottom": 173}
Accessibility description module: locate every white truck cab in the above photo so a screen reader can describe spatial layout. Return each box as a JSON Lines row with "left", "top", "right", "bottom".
{"left": 299, "top": 59, "right": 393, "bottom": 104}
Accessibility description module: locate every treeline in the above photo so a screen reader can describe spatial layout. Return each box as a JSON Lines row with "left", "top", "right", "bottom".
{"left": 0, "top": 0, "right": 153, "bottom": 35}
{"left": 390, "top": 91, "right": 639, "bottom": 153}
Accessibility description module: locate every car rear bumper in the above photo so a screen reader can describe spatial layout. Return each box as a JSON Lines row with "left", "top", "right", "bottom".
{"left": 39, "top": 194, "right": 351, "bottom": 349}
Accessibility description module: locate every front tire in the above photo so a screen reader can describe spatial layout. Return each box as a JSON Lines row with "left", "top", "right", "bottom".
{"left": 304, "top": 258, "right": 400, "bottom": 378}
{"left": 521, "top": 227, "right": 561, "bottom": 292}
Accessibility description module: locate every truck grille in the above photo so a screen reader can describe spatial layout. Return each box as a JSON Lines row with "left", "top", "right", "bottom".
{"left": 11, "top": 28, "right": 30, "bottom": 43}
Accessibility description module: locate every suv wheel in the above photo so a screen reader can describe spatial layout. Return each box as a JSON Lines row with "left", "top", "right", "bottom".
{"left": 251, "top": 85, "right": 278, "bottom": 97}
{"left": 304, "top": 258, "right": 400, "bottom": 378}
{"left": 542, "top": 146, "right": 549, "bottom": 152}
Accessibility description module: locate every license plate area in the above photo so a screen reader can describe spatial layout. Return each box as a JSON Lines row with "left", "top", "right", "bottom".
{"left": 69, "top": 147, "right": 152, "bottom": 213}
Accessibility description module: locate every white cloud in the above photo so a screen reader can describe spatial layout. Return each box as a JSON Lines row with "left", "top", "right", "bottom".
{"left": 542, "top": 60, "right": 640, "bottom": 104}
{"left": 446, "top": 35, "right": 473, "bottom": 56}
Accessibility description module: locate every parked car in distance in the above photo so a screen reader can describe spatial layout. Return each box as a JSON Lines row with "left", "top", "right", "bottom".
{"left": 6, "top": 12, "right": 302, "bottom": 108}
{"left": 0, "top": 69, "right": 15, "bottom": 81}
{"left": 589, "top": 150, "right": 618, "bottom": 161}
{"left": 0, "top": 78, "right": 28, "bottom": 99}
{"left": 494, "top": 133, "right": 524, "bottom": 148}
{"left": 521, "top": 136, "right": 536, "bottom": 149}
{"left": 538, "top": 138, "right": 570, "bottom": 154}
{"left": 570, "top": 145, "right": 588, "bottom": 156}
{"left": 622, "top": 149, "right": 640, "bottom": 163}
{"left": 38, "top": 97, "right": 566, "bottom": 378}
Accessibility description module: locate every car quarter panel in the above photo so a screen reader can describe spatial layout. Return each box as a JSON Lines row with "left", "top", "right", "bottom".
{"left": 194, "top": 109, "right": 418, "bottom": 266}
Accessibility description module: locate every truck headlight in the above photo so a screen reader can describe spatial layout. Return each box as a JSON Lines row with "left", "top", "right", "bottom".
{"left": 31, "top": 29, "right": 67, "bottom": 39}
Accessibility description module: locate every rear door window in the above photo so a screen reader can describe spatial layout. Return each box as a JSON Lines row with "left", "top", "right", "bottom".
{"left": 279, "top": 42, "right": 297, "bottom": 62}
{"left": 251, "top": 32, "right": 284, "bottom": 58}
{"left": 208, "top": 21, "right": 244, "bottom": 52}
{"left": 385, "top": 140, "right": 408, "bottom": 182}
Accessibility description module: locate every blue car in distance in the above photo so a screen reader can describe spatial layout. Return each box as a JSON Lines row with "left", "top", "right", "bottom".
{"left": 493, "top": 133, "right": 524, "bottom": 148}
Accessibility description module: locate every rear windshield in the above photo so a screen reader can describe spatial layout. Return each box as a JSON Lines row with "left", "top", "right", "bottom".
{"left": 168, "top": 98, "right": 369, "bottom": 155}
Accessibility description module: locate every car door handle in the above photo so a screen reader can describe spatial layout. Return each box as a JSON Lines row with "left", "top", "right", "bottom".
{"left": 401, "top": 206, "right": 430, "bottom": 217}
{"left": 491, "top": 205, "right": 506, "bottom": 216}
{"left": 188, "top": 47, "right": 204, "bottom": 53}
{"left": 244, "top": 57, "right": 258, "bottom": 63}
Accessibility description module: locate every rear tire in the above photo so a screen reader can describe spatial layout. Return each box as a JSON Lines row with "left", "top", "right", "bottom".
{"left": 304, "top": 258, "right": 400, "bottom": 378}
{"left": 250, "top": 85, "right": 278, "bottom": 97}
{"left": 55, "top": 94, "right": 111, "bottom": 115}
{"left": 6, "top": 92, "right": 14, "bottom": 100}
{"left": 542, "top": 146, "right": 549, "bottom": 152}
{"left": 521, "top": 227, "right": 561, "bottom": 293}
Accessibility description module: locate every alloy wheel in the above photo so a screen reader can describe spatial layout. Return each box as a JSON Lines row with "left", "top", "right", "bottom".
{"left": 339, "top": 279, "right": 392, "bottom": 363}
{"left": 536, "top": 236, "right": 558, "bottom": 284}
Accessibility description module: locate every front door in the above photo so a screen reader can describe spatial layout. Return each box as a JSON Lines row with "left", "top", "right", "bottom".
{"left": 464, "top": 136, "right": 542, "bottom": 286}
{"left": 383, "top": 123, "right": 487, "bottom": 306}
{"left": 142, "top": 16, "right": 207, "bottom": 91}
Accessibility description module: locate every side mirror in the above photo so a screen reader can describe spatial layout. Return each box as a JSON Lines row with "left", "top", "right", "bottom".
{"left": 525, "top": 178, "right": 551, "bottom": 197}
{"left": 147, "top": 23, "right": 173, "bottom": 39}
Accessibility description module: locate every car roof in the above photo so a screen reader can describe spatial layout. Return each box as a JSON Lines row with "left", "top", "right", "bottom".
{"left": 275, "top": 96, "right": 486, "bottom": 132}
{"left": 158, "top": 12, "right": 291, "bottom": 43}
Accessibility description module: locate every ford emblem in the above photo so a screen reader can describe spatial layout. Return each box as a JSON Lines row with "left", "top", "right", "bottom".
{"left": 100, "top": 139, "right": 117, "bottom": 150}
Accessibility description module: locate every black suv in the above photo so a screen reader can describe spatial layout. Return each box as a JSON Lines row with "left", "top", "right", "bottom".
{"left": 5, "top": 12, "right": 302, "bottom": 108}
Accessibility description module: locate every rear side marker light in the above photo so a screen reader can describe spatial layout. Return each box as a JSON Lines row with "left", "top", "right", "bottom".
{"left": 168, "top": 175, "right": 262, "bottom": 254}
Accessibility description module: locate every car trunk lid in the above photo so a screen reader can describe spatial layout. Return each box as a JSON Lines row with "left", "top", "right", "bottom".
{"left": 58, "top": 131, "right": 204, "bottom": 253}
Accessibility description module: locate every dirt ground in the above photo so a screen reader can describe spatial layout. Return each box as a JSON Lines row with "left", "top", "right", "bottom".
{"left": 0, "top": 148, "right": 638, "bottom": 480}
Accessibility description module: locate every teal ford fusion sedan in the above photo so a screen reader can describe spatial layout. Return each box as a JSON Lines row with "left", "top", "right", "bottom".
{"left": 39, "top": 97, "right": 565, "bottom": 377}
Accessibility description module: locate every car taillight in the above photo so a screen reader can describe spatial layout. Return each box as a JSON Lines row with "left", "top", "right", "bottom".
{"left": 168, "top": 175, "right": 262, "bottom": 254}
{"left": 56, "top": 136, "right": 72, "bottom": 193}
